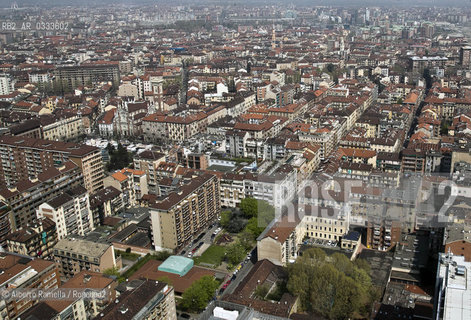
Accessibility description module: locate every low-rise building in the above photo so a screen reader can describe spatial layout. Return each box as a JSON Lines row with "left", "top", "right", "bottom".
{"left": 53, "top": 236, "right": 121, "bottom": 279}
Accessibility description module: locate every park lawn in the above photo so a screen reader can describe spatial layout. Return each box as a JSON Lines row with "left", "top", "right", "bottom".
{"left": 194, "top": 245, "right": 226, "bottom": 266}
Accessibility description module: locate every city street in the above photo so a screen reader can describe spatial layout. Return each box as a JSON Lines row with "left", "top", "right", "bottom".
{"left": 177, "top": 223, "right": 221, "bottom": 258}
{"left": 220, "top": 247, "right": 257, "bottom": 297}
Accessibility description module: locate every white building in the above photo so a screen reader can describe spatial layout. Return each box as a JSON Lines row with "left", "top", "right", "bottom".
{"left": 0, "top": 74, "right": 14, "bottom": 95}
{"left": 435, "top": 252, "right": 471, "bottom": 320}
{"left": 37, "top": 186, "right": 94, "bottom": 240}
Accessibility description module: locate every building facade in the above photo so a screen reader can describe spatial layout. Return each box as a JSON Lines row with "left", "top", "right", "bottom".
{"left": 150, "top": 173, "right": 220, "bottom": 251}
{"left": 0, "top": 136, "right": 104, "bottom": 194}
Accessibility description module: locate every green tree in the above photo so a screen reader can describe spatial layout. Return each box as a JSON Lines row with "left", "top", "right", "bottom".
{"left": 245, "top": 217, "right": 264, "bottom": 238}
{"left": 286, "top": 248, "right": 372, "bottom": 319}
{"left": 226, "top": 243, "right": 245, "bottom": 266}
{"left": 238, "top": 228, "right": 255, "bottom": 251}
{"left": 354, "top": 258, "right": 371, "bottom": 273}
{"left": 220, "top": 210, "right": 232, "bottom": 229}
{"left": 103, "top": 266, "right": 120, "bottom": 277}
{"left": 326, "top": 63, "right": 335, "bottom": 73}
{"left": 106, "top": 142, "right": 115, "bottom": 154}
{"left": 240, "top": 198, "right": 258, "bottom": 218}
{"left": 254, "top": 284, "right": 270, "bottom": 300}
{"left": 107, "top": 143, "right": 133, "bottom": 171}
{"left": 180, "top": 276, "right": 219, "bottom": 312}
{"left": 257, "top": 201, "right": 275, "bottom": 228}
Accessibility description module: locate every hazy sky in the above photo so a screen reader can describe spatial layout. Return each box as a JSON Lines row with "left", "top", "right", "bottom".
{"left": 2, "top": 0, "right": 471, "bottom": 8}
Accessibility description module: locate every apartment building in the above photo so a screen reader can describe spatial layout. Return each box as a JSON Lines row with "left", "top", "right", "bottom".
{"left": 96, "top": 280, "right": 177, "bottom": 320}
{"left": 300, "top": 208, "right": 348, "bottom": 242}
{"left": 0, "top": 253, "right": 60, "bottom": 320}
{"left": 249, "top": 167, "right": 298, "bottom": 209}
{"left": 409, "top": 56, "right": 447, "bottom": 74}
{"left": 220, "top": 172, "right": 249, "bottom": 208}
{"left": 53, "top": 63, "right": 120, "bottom": 92}
{"left": 89, "top": 186, "right": 124, "bottom": 223}
{"left": 219, "top": 165, "right": 297, "bottom": 209}
{"left": 5, "top": 217, "right": 58, "bottom": 258}
{"left": 0, "top": 74, "right": 14, "bottom": 95}
{"left": 121, "top": 168, "right": 148, "bottom": 200}
{"left": 150, "top": 173, "right": 220, "bottom": 251}
{"left": 53, "top": 236, "right": 121, "bottom": 279}
{"left": 133, "top": 150, "right": 166, "bottom": 195}
{"left": 41, "top": 114, "right": 84, "bottom": 142}
{"left": 0, "top": 136, "right": 104, "bottom": 194}
{"left": 435, "top": 253, "right": 471, "bottom": 320}
{"left": 21, "top": 271, "right": 117, "bottom": 320}
{"left": 299, "top": 126, "right": 337, "bottom": 160}
{"left": 37, "top": 186, "right": 94, "bottom": 240}
{"left": 0, "top": 202, "right": 10, "bottom": 246}
{"left": 104, "top": 171, "right": 137, "bottom": 208}
{"left": 225, "top": 130, "right": 250, "bottom": 158}
{"left": 366, "top": 220, "right": 402, "bottom": 250}
{"left": 257, "top": 218, "right": 302, "bottom": 266}
{"left": 142, "top": 112, "right": 208, "bottom": 142}
{"left": 0, "top": 161, "right": 83, "bottom": 232}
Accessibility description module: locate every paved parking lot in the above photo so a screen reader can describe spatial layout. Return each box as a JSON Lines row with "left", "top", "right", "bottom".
{"left": 304, "top": 238, "right": 339, "bottom": 248}
{"left": 177, "top": 223, "right": 221, "bottom": 258}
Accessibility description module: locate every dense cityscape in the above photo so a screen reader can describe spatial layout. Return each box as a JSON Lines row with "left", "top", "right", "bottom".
{"left": 0, "top": 1, "right": 470, "bottom": 319}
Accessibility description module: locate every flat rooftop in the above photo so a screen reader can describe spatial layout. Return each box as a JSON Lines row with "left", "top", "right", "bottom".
{"left": 54, "top": 236, "right": 110, "bottom": 258}
{"left": 130, "top": 259, "right": 215, "bottom": 295}
{"left": 440, "top": 254, "right": 471, "bottom": 320}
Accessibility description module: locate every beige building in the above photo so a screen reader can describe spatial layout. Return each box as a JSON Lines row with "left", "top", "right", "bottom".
{"left": 118, "top": 82, "right": 139, "bottom": 99}
{"left": 106, "top": 168, "right": 148, "bottom": 201}
{"left": 150, "top": 173, "right": 220, "bottom": 251}
{"left": 340, "top": 231, "right": 361, "bottom": 251}
{"left": 53, "top": 237, "right": 121, "bottom": 279}
{"left": 0, "top": 136, "right": 104, "bottom": 194}
{"left": 42, "top": 114, "right": 84, "bottom": 142}
{"left": 301, "top": 212, "right": 348, "bottom": 242}
{"left": 104, "top": 171, "right": 137, "bottom": 208}
{"left": 142, "top": 112, "right": 208, "bottom": 142}
{"left": 257, "top": 218, "right": 302, "bottom": 266}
